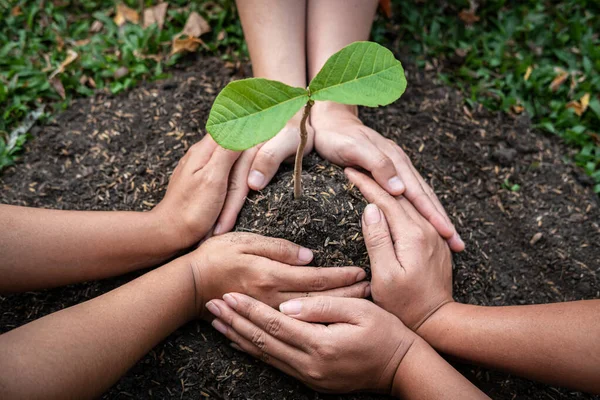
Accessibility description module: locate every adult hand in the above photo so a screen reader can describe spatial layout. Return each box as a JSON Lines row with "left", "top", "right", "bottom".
{"left": 214, "top": 112, "right": 315, "bottom": 234}
{"left": 152, "top": 135, "right": 240, "bottom": 248}
{"left": 347, "top": 168, "right": 454, "bottom": 330}
{"left": 312, "top": 102, "right": 464, "bottom": 252}
{"left": 189, "top": 233, "right": 368, "bottom": 319}
{"left": 205, "top": 294, "right": 416, "bottom": 394}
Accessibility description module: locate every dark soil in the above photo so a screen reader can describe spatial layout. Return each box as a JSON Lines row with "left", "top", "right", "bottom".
{"left": 1, "top": 57, "right": 599, "bottom": 400}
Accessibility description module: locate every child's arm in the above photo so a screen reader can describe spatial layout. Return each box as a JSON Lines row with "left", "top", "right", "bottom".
{"left": 0, "top": 136, "right": 239, "bottom": 292}
{"left": 349, "top": 168, "right": 600, "bottom": 394}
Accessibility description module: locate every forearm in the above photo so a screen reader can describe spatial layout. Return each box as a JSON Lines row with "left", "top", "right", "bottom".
{"left": 0, "top": 257, "right": 197, "bottom": 400}
{"left": 392, "top": 337, "right": 488, "bottom": 399}
{"left": 236, "top": 0, "right": 307, "bottom": 87}
{"left": 418, "top": 301, "right": 600, "bottom": 393}
{"left": 0, "top": 205, "right": 180, "bottom": 292}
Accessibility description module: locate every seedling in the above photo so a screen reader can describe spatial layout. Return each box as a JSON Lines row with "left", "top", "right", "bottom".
{"left": 206, "top": 41, "right": 407, "bottom": 199}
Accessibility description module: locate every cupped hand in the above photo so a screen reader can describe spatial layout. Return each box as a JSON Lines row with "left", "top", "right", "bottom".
{"left": 312, "top": 102, "right": 464, "bottom": 252}
{"left": 347, "top": 168, "right": 454, "bottom": 330}
{"left": 205, "top": 294, "right": 417, "bottom": 394}
{"left": 152, "top": 135, "right": 240, "bottom": 248}
{"left": 214, "top": 112, "right": 315, "bottom": 235}
{"left": 188, "top": 233, "right": 368, "bottom": 320}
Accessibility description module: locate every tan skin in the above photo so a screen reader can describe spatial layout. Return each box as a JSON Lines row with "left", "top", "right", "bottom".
{"left": 0, "top": 137, "right": 369, "bottom": 399}
{"left": 218, "top": 0, "right": 464, "bottom": 253}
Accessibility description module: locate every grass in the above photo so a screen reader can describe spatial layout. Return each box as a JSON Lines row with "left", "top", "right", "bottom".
{"left": 374, "top": 0, "right": 600, "bottom": 193}
{"left": 0, "top": 0, "right": 244, "bottom": 170}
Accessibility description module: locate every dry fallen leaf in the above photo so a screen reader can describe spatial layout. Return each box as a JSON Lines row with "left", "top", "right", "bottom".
{"left": 114, "top": 3, "right": 139, "bottom": 27}
{"left": 143, "top": 2, "right": 168, "bottom": 29}
{"left": 379, "top": 0, "right": 392, "bottom": 18}
{"left": 459, "top": 9, "right": 480, "bottom": 24}
{"left": 73, "top": 39, "right": 90, "bottom": 47}
{"left": 90, "top": 20, "right": 104, "bottom": 33}
{"left": 530, "top": 232, "right": 543, "bottom": 246}
{"left": 181, "top": 11, "right": 211, "bottom": 37}
{"left": 566, "top": 93, "right": 591, "bottom": 116}
{"left": 511, "top": 105, "right": 524, "bottom": 114}
{"left": 524, "top": 65, "right": 533, "bottom": 81}
{"left": 217, "top": 30, "right": 226, "bottom": 41}
{"left": 114, "top": 66, "right": 129, "bottom": 80}
{"left": 49, "top": 49, "right": 78, "bottom": 79}
{"left": 550, "top": 69, "right": 569, "bottom": 91}
{"left": 50, "top": 77, "right": 66, "bottom": 99}
{"left": 11, "top": 5, "right": 22, "bottom": 16}
{"left": 170, "top": 36, "right": 205, "bottom": 55}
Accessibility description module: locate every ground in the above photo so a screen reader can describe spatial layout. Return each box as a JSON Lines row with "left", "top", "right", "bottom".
{"left": 1, "top": 57, "right": 599, "bottom": 399}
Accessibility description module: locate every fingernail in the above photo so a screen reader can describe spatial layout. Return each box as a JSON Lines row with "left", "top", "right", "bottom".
{"left": 298, "top": 247, "right": 313, "bottom": 262}
{"left": 212, "top": 319, "right": 228, "bottom": 334}
{"left": 364, "top": 284, "right": 371, "bottom": 298}
{"left": 279, "top": 300, "right": 302, "bottom": 316}
{"left": 364, "top": 204, "right": 381, "bottom": 225}
{"left": 230, "top": 342, "right": 244, "bottom": 352}
{"left": 248, "top": 170, "right": 265, "bottom": 189}
{"left": 388, "top": 176, "right": 405, "bottom": 193}
{"left": 356, "top": 270, "right": 367, "bottom": 282}
{"left": 205, "top": 301, "right": 221, "bottom": 318}
{"left": 213, "top": 223, "right": 222, "bottom": 235}
{"left": 223, "top": 293, "right": 238, "bottom": 308}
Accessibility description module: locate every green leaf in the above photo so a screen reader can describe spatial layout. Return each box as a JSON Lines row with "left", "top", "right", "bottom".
{"left": 207, "top": 78, "right": 308, "bottom": 151}
{"left": 308, "top": 41, "right": 406, "bottom": 107}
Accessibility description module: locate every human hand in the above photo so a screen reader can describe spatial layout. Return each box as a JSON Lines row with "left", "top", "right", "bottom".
{"left": 312, "top": 102, "right": 464, "bottom": 252}
{"left": 152, "top": 136, "right": 240, "bottom": 248}
{"left": 188, "top": 233, "right": 369, "bottom": 320}
{"left": 346, "top": 168, "right": 454, "bottom": 330}
{"left": 214, "top": 111, "right": 315, "bottom": 234}
{"left": 205, "top": 294, "right": 417, "bottom": 394}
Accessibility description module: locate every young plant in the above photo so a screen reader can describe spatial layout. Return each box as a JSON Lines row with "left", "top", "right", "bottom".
{"left": 206, "top": 41, "right": 407, "bottom": 199}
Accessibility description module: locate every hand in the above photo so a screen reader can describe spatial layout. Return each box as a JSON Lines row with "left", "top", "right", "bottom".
{"left": 188, "top": 233, "right": 369, "bottom": 319}
{"left": 151, "top": 136, "right": 240, "bottom": 248}
{"left": 214, "top": 111, "right": 315, "bottom": 234}
{"left": 205, "top": 294, "right": 417, "bottom": 394}
{"left": 312, "top": 102, "right": 464, "bottom": 252}
{"left": 347, "top": 168, "right": 453, "bottom": 330}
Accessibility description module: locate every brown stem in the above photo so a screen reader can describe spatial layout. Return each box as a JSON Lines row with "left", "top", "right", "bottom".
{"left": 293, "top": 100, "right": 313, "bottom": 199}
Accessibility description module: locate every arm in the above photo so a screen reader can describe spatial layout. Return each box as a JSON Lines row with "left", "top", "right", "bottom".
{"left": 0, "top": 137, "right": 239, "bottom": 292}
{"left": 206, "top": 294, "right": 488, "bottom": 398}
{"left": 305, "top": 0, "right": 463, "bottom": 250}
{"left": 418, "top": 301, "right": 600, "bottom": 394}
{"left": 349, "top": 168, "right": 600, "bottom": 394}
{"left": 216, "top": 0, "right": 311, "bottom": 233}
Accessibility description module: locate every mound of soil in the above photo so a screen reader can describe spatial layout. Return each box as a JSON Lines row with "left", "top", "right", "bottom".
{"left": 1, "top": 57, "right": 599, "bottom": 400}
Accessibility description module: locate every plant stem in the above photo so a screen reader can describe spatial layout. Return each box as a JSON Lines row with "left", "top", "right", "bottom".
{"left": 293, "top": 100, "right": 313, "bottom": 199}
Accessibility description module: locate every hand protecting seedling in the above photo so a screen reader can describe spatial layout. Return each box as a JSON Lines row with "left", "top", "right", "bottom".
{"left": 206, "top": 41, "right": 406, "bottom": 199}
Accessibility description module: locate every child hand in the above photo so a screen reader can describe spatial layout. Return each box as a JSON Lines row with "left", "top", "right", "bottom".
{"left": 347, "top": 168, "right": 454, "bottom": 330}
{"left": 152, "top": 136, "right": 240, "bottom": 248}
{"left": 313, "top": 102, "right": 463, "bottom": 252}
{"left": 214, "top": 112, "right": 315, "bottom": 235}
{"left": 205, "top": 294, "right": 416, "bottom": 394}
{"left": 188, "top": 233, "right": 369, "bottom": 320}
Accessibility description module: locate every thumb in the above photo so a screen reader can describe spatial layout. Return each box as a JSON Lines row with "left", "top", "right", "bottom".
{"left": 362, "top": 204, "right": 397, "bottom": 276}
{"left": 279, "top": 296, "right": 369, "bottom": 324}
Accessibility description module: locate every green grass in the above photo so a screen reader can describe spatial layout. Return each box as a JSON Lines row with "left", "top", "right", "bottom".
{"left": 375, "top": 0, "right": 600, "bottom": 193}
{"left": 0, "top": 0, "right": 245, "bottom": 170}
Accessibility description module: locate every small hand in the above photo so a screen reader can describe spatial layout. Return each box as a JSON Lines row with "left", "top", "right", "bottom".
{"left": 205, "top": 294, "right": 416, "bottom": 394}
{"left": 347, "top": 168, "right": 454, "bottom": 330}
{"left": 214, "top": 112, "right": 315, "bottom": 234}
{"left": 152, "top": 136, "right": 240, "bottom": 248}
{"left": 188, "top": 233, "right": 368, "bottom": 320}
{"left": 312, "top": 102, "right": 464, "bottom": 251}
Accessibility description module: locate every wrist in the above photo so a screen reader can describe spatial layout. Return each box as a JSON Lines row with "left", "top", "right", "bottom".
{"left": 390, "top": 337, "right": 431, "bottom": 397}
{"left": 416, "top": 302, "right": 470, "bottom": 347}
{"left": 311, "top": 101, "right": 359, "bottom": 123}
{"left": 149, "top": 206, "right": 196, "bottom": 253}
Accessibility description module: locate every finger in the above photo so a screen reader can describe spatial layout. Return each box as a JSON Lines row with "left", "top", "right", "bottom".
{"left": 248, "top": 130, "right": 298, "bottom": 190}
{"left": 339, "top": 133, "right": 404, "bottom": 195}
{"left": 243, "top": 236, "right": 314, "bottom": 265}
{"left": 361, "top": 204, "right": 399, "bottom": 276}
{"left": 203, "top": 145, "right": 242, "bottom": 179}
{"left": 182, "top": 136, "right": 219, "bottom": 174}
{"left": 214, "top": 147, "right": 257, "bottom": 235}
{"left": 274, "top": 266, "right": 366, "bottom": 292}
{"left": 281, "top": 281, "right": 371, "bottom": 302}
{"left": 278, "top": 296, "right": 371, "bottom": 324}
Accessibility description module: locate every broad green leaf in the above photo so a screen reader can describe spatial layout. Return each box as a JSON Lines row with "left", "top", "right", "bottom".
{"left": 308, "top": 41, "right": 406, "bottom": 107}
{"left": 207, "top": 78, "right": 308, "bottom": 151}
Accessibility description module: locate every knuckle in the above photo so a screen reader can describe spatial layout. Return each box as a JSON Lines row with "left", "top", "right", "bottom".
{"left": 409, "top": 228, "right": 429, "bottom": 246}
{"left": 337, "top": 138, "right": 359, "bottom": 162}
{"left": 310, "top": 273, "right": 328, "bottom": 291}
{"left": 315, "top": 341, "right": 337, "bottom": 360}
{"left": 250, "top": 328, "right": 267, "bottom": 351}
{"left": 257, "top": 147, "right": 279, "bottom": 167}
{"left": 264, "top": 315, "right": 283, "bottom": 337}
{"left": 305, "top": 368, "right": 326, "bottom": 382}
{"left": 367, "top": 229, "right": 391, "bottom": 250}
{"left": 373, "top": 154, "right": 393, "bottom": 171}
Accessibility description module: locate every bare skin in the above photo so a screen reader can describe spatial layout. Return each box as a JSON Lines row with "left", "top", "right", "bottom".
{"left": 205, "top": 293, "right": 488, "bottom": 398}
{"left": 348, "top": 168, "right": 600, "bottom": 394}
